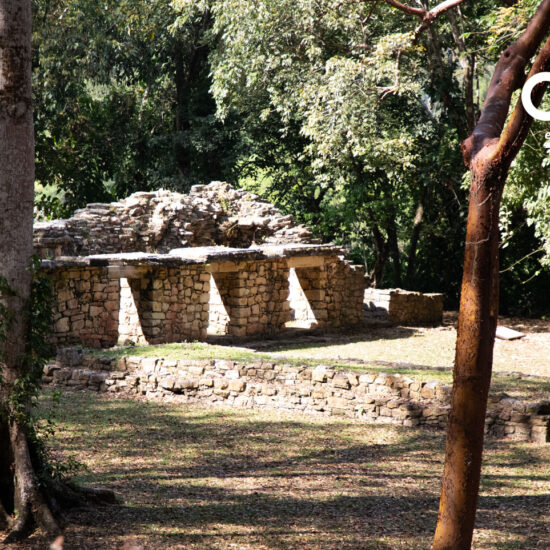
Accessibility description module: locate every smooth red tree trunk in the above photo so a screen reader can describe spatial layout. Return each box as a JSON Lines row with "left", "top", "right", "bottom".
{"left": 433, "top": 2, "right": 550, "bottom": 547}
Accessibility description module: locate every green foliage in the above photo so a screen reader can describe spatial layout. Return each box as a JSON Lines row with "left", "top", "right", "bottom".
{"left": 30, "top": 0, "right": 550, "bottom": 312}
{"left": 32, "top": 0, "right": 241, "bottom": 218}
{"left": 174, "top": 0, "right": 475, "bottom": 297}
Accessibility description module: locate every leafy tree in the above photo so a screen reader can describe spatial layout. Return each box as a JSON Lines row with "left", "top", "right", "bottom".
{"left": 173, "top": 0, "right": 484, "bottom": 293}
{"left": 32, "top": 0, "right": 240, "bottom": 218}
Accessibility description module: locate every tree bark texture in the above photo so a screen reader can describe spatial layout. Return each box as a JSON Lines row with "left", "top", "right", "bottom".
{"left": 0, "top": 0, "right": 60, "bottom": 540}
{"left": 405, "top": 193, "right": 424, "bottom": 288}
{"left": 433, "top": 2, "right": 550, "bottom": 548}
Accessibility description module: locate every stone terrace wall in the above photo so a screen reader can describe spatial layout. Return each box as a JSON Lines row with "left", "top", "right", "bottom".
{"left": 34, "top": 182, "right": 316, "bottom": 258}
{"left": 44, "top": 351, "right": 550, "bottom": 444}
{"left": 364, "top": 288, "right": 443, "bottom": 326}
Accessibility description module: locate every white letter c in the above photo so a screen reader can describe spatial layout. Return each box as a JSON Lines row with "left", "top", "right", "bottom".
{"left": 521, "top": 72, "right": 550, "bottom": 121}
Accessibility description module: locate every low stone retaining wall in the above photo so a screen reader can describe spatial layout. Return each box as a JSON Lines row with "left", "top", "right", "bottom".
{"left": 43, "top": 349, "right": 550, "bottom": 444}
{"left": 364, "top": 288, "right": 444, "bottom": 325}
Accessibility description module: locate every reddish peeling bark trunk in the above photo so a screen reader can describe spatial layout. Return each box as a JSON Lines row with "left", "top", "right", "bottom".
{"left": 433, "top": 2, "right": 550, "bottom": 548}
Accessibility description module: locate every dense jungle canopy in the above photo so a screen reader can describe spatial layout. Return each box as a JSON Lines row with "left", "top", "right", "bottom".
{"left": 32, "top": 0, "right": 550, "bottom": 315}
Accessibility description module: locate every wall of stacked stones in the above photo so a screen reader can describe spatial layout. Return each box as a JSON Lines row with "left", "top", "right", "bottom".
{"left": 326, "top": 258, "right": 365, "bottom": 327}
{"left": 44, "top": 255, "right": 365, "bottom": 346}
{"left": 288, "top": 259, "right": 364, "bottom": 329}
{"left": 44, "top": 351, "right": 550, "bottom": 444}
{"left": 123, "top": 266, "right": 211, "bottom": 344}
{"left": 47, "top": 264, "right": 211, "bottom": 348}
{"left": 47, "top": 266, "right": 120, "bottom": 348}
{"left": 211, "top": 259, "right": 291, "bottom": 338}
{"left": 364, "top": 288, "right": 444, "bottom": 325}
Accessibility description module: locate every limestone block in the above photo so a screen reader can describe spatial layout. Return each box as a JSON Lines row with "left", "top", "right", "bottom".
{"left": 228, "top": 380, "right": 246, "bottom": 392}
{"left": 333, "top": 375, "right": 350, "bottom": 390}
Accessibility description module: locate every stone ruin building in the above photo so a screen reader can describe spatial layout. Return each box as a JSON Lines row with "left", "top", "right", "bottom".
{"left": 36, "top": 183, "right": 550, "bottom": 444}
{"left": 35, "top": 182, "right": 365, "bottom": 348}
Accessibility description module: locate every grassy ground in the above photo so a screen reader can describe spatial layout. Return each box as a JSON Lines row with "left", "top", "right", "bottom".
{"left": 92, "top": 313, "right": 550, "bottom": 401}
{"left": 263, "top": 314, "right": 550, "bottom": 379}
{"left": 6, "top": 390, "right": 549, "bottom": 550}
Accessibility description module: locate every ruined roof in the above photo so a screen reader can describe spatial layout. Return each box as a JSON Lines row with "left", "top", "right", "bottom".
{"left": 34, "top": 182, "right": 319, "bottom": 259}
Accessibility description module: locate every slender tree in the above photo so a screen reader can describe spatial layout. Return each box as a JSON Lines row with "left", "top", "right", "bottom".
{"left": 433, "top": 1, "right": 550, "bottom": 547}
{"left": 356, "top": 0, "right": 550, "bottom": 545}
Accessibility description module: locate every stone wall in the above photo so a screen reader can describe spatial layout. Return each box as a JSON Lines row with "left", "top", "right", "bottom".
{"left": 121, "top": 266, "right": 211, "bottom": 344}
{"left": 34, "top": 182, "right": 317, "bottom": 258}
{"left": 43, "top": 249, "right": 366, "bottom": 347}
{"left": 48, "top": 266, "right": 120, "bottom": 348}
{"left": 45, "top": 262, "right": 211, "bottom": 347}
{"left": 211, "top": 259, "right": 291, "bottom": 338}
{"left": 44, "top": 350, "right": 550, "bottom": 444}
{"left": 364, "top": 288, "right": 443, "bottom": 326}
{"left": 288, "top": 258, "right": 365, "bottom": 329}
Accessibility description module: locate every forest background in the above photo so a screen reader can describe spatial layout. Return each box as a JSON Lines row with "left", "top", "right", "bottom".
{"left": 32, "top": 0, "right": 550, "bottom": 315}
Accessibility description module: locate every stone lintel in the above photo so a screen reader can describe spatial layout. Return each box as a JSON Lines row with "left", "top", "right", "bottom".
{"left": 286, "top": 255, "right": 326, "bottom": 268}
{"left": 107, "top": 266, "right": 151, "bottom": 279}
{"left": 208, "top": 261, "right": 240, "bottom": 273}
{"left": 41, "top": 244, "right": 347, "bottom": 273}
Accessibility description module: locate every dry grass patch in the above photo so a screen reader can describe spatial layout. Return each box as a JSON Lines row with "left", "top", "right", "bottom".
{"left": 4, "top": 390, "right": 549, "bottom": 549}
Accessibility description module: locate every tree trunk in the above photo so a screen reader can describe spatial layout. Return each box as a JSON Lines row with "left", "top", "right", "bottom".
{"left": 386, "top": 213, "right": 402, "bottom": 287}
{"left": 432, "top": 160, "right": 503, "bottom": 549}
{"left": 370, "top": 222, "right": 389, "bottom": 288}
{"left": 0, "top": 0, "right": 60, "bottom": 541}
{"left": 405, "top": 193, "right": 425, "bottom": 288}
{"left": 174, "top": 20, "right": 209, "bottom": 180}
{"left": 433, "top": 1, "right": 550, "bottom": 547}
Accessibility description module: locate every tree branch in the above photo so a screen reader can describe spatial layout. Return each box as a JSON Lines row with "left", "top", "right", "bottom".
{"left": 461, "top": 0, "right": 550, "bottom": 164}
{"left": 498, "top": 33, "right": 550, "bottom": 163}
{"left": 382, "top": 0, "right": 466, "bottom": 34}
{"left": 383, "top": 0, "right": 424, "bottom": 17}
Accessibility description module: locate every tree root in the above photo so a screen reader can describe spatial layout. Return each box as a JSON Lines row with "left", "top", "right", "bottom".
{"left": 1, "top": 418, "right": 119, "bottom": 542}
{"left": 3, "top": 420, "right": 61, "bottom": 543}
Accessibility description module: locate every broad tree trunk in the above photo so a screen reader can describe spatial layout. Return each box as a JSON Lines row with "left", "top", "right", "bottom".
{"left": 433, "top": 2, "right": 550, "bottom": 547}
{"left": 0, "top": 0, "right": 59, "bottom": 540}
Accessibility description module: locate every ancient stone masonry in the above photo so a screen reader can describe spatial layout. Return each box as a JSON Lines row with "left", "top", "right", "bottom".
{"left": 44, "top": 349, "right": 550, "bottom": 444}
{"left": 35, "top": 182, "right": 366, "bottom": 346}
{"left": 210, "top": 259, "right": 291, "bottom": 338}
{"left": 34, "top": 182, "right": 317, "bottom": 258}
{"left": 45, "top": 265, "right": 120, "bottom": 348}
{"left": 290, "top": 258, "right": 365, "bottom": 329}
{"left": 364, "top": 288, "right": 444, "bottom": 326}
{"left": 42, "top": 245, "right": 365, "bottom": 347}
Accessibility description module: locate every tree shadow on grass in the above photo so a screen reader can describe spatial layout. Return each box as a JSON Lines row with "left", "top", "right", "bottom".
{"left": 206, "top": 325, "right": 421, "bottom": 355}
{"left": 27, "top": 391, "right": 550, "bottom": 550}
